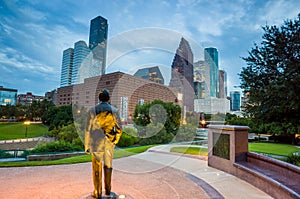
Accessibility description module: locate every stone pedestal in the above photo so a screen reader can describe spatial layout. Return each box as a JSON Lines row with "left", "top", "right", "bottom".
{"left": 208, "top": 125, "right": 249, "bottom": 174}
{"left": 82, "top": 192, "right": 132, "bottom": 199}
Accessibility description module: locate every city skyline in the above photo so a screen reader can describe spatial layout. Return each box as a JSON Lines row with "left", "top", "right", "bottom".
{"left": 0, "top": 0, "right": 299, "bottom": 95}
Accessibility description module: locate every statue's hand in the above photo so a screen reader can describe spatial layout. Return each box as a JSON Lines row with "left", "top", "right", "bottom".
{"left": 85, "top": 148, "right": 90, "bottom": 154}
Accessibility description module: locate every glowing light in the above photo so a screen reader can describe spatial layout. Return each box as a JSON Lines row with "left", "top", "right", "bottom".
{"left": 24, "top": 121, "right": 30, "bottom": 125}
{"left": 119, "top": 194, "right": 126, "bottom": 199}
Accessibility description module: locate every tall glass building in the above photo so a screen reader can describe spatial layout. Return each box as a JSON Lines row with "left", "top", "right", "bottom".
{"left": 60, "top": 48, "right": 74, "bottom": 87}
{"left": 230, "top": 91, "right": 241, "bottom": 111}
{"left": 71, "top": 41, "right": 90, "bottom": 85}
{"left": 0, "top": 86, "right": 17, "bottom": 106}
{"left": 89, "top": 15, "right": 108, "bottom": 76}
{"left": 169, "top": 37, "right": 194, "bottom": 112}
{"left": 134, "top": 66, "right": 164, "bottom": 84}
{"left": 193, "top": 60, "right": 210, "bottom": 99}
{"left": 204, "top": 47, "right": 218, "bottom": 97}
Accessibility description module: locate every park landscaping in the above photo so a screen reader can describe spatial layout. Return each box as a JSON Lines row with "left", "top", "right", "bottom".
{"left": 248, "top": 142, "right": 300, "bottom": 157}
{"left": 0, "top": 122, "right": 48, "bottom": 140}
{"left": 0, "top": 145, "right": 154, "bottom": 167}
{"left": 170, "top": 146, "right": 208, "bottom": 156}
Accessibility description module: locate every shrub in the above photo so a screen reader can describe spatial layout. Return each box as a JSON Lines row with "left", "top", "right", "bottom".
{"left": 286, "top": 152, "right": 300, "bottom": 166}
{"left": 174, "top": 124, "right": 197, "bottom": 142}
{"left": 0, "top": 150, "right": 14, "bottom": 158}
{"left": 117, "top": 127, "right": 139, "bottom": 147}
{"left": 138, "top": 124, "right": 174, "bottom": 145}
{"left": 29, "top": 140, "right": 83, "bottom": 154}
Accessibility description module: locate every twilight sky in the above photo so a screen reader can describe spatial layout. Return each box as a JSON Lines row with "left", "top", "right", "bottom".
{"left": 0, "top": 0, "right": 299, "bottom": 95}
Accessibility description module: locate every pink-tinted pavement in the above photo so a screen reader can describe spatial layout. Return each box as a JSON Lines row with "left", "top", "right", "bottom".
{"left": 0, "top": 145, "right": 273, "bottom": 199}
{"left": 0, "top": 157, "right": 209, "bottom": 199}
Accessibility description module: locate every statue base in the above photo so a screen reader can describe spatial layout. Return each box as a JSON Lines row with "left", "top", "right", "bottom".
{"left": 83, "top": 192, "right": 132, "bottom": 199}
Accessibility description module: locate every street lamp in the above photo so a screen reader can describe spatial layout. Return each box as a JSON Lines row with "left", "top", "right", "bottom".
{"left": 24, "top": 121, "right": 30, "bottom": 138}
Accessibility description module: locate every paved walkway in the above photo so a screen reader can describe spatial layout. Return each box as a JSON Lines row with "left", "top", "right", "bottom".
{"left": 0, "top": 144, "right": 273, "bottom": 199}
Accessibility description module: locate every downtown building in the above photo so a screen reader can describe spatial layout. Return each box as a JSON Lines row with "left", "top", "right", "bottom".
{"left": 169, "top": 37, "right": 194, "bottom": 112}
{"left": 193, "top": 48, "right": 230, "bottom": 114}
{"left": 204, "top": 47, "right": 219, "bottom": 97}
{"left": 57, "top": 72, "right": 178, "bottom": 123}
{"left": 0, "top": 86, "right": 17, "bottom": 106}
{"left": 17, "top": 92, "right": 44, "bottom": 105}
{"left": 133, "top": 66, "right": 164, "bottom": 84}
{"left": 60, "top": 16, "right": 108, "bottom": 87}
{"left": 230, "top": 91, "right": 241, "bottom": 111}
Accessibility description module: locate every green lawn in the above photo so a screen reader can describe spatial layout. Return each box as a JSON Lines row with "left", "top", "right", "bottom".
{"left": 170, "top": 146, "right": 208, "bottom": 156}
{"left": 249, "top": 142, "right": 300, "bottom": 156}
{"left": 0, "top": 123, "right": 48, "bottom": 140}
{"left": 170, "top": 143, "right": 300, "bottom": 158}
{"left": 0, "top": 145, "right": 154, "bottom": 167}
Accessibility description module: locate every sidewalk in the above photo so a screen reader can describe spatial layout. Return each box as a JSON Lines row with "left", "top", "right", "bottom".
{"left": 0, "top": 144, "right": 273, "bottom": 199}
{"left": 135, "top": 144, "right": 273, "bottom": 199}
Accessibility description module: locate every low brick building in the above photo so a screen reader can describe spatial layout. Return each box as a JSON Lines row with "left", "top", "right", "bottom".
{"left": 57, "top": 72, "right": 179, "bottom": 122}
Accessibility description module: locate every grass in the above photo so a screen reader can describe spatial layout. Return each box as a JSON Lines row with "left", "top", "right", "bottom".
{"left": 0, "top": 145, "right": 154, "bottom": 167}
{"left": 170, "top": 143, "right": 300, "bottom": 158}
{"left": 170, "top": 146, "right": 208, "bottom": 156}
{"left": 249, "top": 142, "right": 300, "bottom": 157}
{"left": 0, "top": 123, "right": 48, "bottom": 140}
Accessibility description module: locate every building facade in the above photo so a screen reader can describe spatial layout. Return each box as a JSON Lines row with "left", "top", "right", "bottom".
{"left": 218, "top": 70, "right": 227, "bottom": 98}
{"left": 57, "top": 72, "right": 178, "bottom": 121}
{"left": 60, "top": 48, "right": 74, "bottom": 87}
{"left": 169, "top": 37, "right": 194, "bottom": 112}
{"left": 0, "top": 86, "right": 17, "bottom": 106}
{"left": 89, "top": 15, "right": 108, "bottom": 76}
{"left": 204, "top": 47, "right": 218, "bottom": 97}
{"left": 230, "top": 91, "right": 241, "bottom": 111}
{"left": 72, "top": 41, "right": 90, "bottom": 85}
{"left": 194, "top": 98, "right": 230, "bottom": 114}
{"left": 194, "top": 60, "right": 210, "bottom": 99}
{"left": 17, "top": 92, "right": 44, "bottom": 105}
{"left": 45, "top": 89, "right": 57, "bottom": 104}
{"left": 134, "top": 66, "right": 164, "bottom": 84}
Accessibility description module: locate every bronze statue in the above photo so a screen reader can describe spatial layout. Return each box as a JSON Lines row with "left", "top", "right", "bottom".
{"left": 85, "top": 89, "right": 122, "bottom": 199}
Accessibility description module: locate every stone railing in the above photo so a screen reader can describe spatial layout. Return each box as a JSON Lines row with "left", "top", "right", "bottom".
{"left": 207, "top": 125, "right": 300, "bottom": 199}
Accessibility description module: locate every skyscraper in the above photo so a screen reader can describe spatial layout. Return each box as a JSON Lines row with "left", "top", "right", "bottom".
{"left": 60, "top": 48, "right": 74, "bottom": 87}
{"left": 193, "top": 60, "right": 210, "bottom": 99}
{"left": 89, "top": 16, "right": 108, "bottom": 75}
{"left": 134, "top": 66, "right": 164, "bottom": 84}
{"left": 230, "top": 91, "right": 241, "bottom": 111}
{"left": 218, "top": 70, "right": 227, "bottom": 98}
{"left": 204, "top": 47, "right": 218, "bottom": 97}
{"left": 71, "top": 41, "right": 90, "bottom": 85}
{"left": 169, "top": 37, "right": 194, "bottom": 111}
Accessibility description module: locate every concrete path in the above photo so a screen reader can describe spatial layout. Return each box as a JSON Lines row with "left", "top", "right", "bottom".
{"left": 0, "top": 144, "right": 273, "bottom": 199}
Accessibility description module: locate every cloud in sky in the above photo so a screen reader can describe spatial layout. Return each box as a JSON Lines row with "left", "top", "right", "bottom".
{"left": 0, "top": 0, "right": 299, "bottom": 95}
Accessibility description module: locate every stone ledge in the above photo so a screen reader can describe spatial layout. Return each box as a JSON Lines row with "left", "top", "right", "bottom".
{"left": 207, "top": 124, "right": 249, "bottom": 131}
{"left": 234, "top": 161, "right": 300, "bottom": 199}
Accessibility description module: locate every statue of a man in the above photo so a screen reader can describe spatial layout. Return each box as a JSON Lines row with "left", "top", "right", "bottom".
{"left": 85, "top": 89, "right": 122, "bottom": 199}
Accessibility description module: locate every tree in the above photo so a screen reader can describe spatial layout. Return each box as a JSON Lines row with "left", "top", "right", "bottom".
{"left": 133, "top": 100, "right": 181, "bottom": 135}
{"left": 240, "top": 14, "right": 300, "bottom": 142}
{"left": 43, "top": 105, "right": 73, "bottom": 130}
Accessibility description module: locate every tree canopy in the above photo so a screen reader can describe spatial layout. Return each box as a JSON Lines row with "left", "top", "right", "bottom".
{"left": 240, "top": 14, "right": 300, "bottom": 135}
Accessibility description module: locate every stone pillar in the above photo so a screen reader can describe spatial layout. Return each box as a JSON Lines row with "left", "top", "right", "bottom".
{"left": 208, "top": 125, "right": 249, "bottom": 174}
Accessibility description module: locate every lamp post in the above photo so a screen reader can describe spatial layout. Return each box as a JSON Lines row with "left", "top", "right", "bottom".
{"left": 24, "top": 121, "right": 30, "bottom": 138}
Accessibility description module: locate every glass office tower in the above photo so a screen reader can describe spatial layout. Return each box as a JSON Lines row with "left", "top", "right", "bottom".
{"left": 60, "top": 48, "right": 74, "bottom": 87}
{"left": 72, "top": 41, "right": 90, "bottom": 85}
{"left": 0, "top": 86, "right": 17, "bottom": 106}
{"left": 169, "top": 37, "right": 194, "bottom": 112}
{"left": 89, "top": 16, "right": 108, "bottom": 76}
{"left": 204, "top": 47, "right": 218, "bottom": 97}
{"left": 230, "top": 91, "right": 241, "bottom": 111}
{"left": 134, "top": 66, "right": 164, "bottom": 84}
